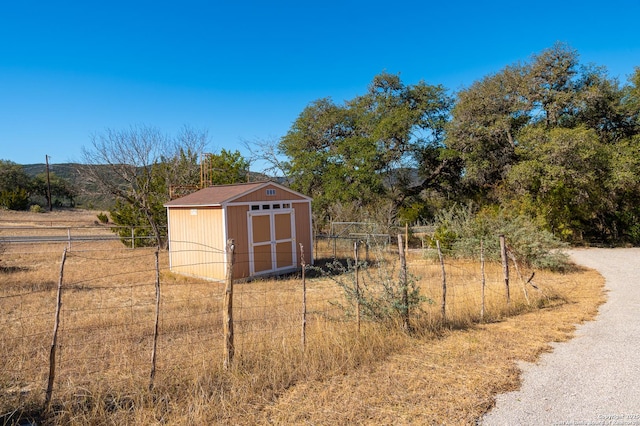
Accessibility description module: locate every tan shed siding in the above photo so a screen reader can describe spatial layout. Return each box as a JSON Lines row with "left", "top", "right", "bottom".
{"left": 226, "top": 205, "right": 250, "bottom": 279}
{"left": 233, "top": 184, "right": 308, "bottom": 203}
{"left": 292, "top": 201, "right": 312, "bottom": 266}
{"left": 167, "top": 207, "right": 226, "bottom": 280}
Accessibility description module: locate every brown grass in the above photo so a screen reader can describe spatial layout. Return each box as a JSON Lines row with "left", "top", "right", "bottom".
{"left": 258, "top": 267, "right": 603, "bottom": 425}
{"left": 0, "top": 209, "right": 605, "bottom": 425}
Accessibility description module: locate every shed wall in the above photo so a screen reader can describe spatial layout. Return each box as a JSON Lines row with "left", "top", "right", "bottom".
{"left": 292, "top": 201, "right": 313, "bottom": 265}
{"left": 167, "top": 207, "right": 226, "bottom": 280}
{"left": 166, "top": 184, "right": 313, "bottom": 281}
{"left": 226, "top": 205, "right": 250, "bottom": 279}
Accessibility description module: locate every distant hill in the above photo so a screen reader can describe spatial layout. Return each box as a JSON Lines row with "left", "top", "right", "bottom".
{"left": 22, "top": 163, "right": 281, "bottom": 210}
{"left": 23, "top": 163, "right": 118, "bottom": 210}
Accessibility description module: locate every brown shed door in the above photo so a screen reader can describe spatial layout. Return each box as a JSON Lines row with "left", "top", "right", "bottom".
{"left": 274, "top": 213, "right": 293, "bottom": 268}
{"left": 251, "top": 214, "right": 273, "bottom": 273}
{"left": 249, "top": 211, "right": 296, "bottom": 275}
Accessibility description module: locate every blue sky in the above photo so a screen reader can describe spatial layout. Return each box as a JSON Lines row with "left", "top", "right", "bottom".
{"left": 1, "top": 1, "right": 639, "bottom": 171}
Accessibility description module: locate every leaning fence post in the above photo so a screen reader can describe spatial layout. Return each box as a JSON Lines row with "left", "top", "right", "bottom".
{"left": 500, "top": 235, "right": 510, "bottom": 306}
{"left": 508, "top": 250, "right": 530, "bottom": 305}
{"left": 300, "top": 243, "right": 307, "bottom": 351}
{"left": 223, "top": 239, "right": 235, "bottom": 370}
{"left": 45, "top": 248, "right": 67, "bottom": 409}
{"left": 149, "top": 248, "right": 161, "bottom": 391}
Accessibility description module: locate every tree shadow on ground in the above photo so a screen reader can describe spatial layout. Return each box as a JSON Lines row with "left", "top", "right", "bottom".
{"left": 0, "top": 265, "right": 29, "bottom": 274}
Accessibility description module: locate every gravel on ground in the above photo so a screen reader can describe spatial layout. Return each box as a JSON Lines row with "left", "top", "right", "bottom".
{"left": 482, "top": 248, "right": 640, "bottom": 426}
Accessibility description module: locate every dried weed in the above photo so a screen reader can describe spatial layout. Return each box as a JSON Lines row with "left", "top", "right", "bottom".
{"left": 0, "top": 210, "right": 605, "bottom": 425}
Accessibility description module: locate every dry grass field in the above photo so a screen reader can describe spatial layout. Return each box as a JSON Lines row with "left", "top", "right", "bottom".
{"left": 0, "top": 209, "right": 605, "bottom": 425}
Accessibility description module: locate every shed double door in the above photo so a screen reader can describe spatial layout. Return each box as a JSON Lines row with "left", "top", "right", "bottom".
{"left": 249, "top": 211, "right": 296, "bottom": 275}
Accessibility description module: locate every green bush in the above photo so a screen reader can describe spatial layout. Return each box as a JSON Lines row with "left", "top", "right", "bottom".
{"left": 97, "top": 212, "right": 109, "bottom": 224}
{"left": 30, "top": 204, "right": 45, "bottom": 213}
{"left": 317, "top": 247, "right": 429, "bottom": 331}
{"left": 0, "top": 188, "right": 29, "bottom": 210}
{"left": 431, "top": 204, "right": 569, "bottom": 270}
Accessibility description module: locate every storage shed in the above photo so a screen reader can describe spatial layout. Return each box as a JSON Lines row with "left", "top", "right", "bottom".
{"left": 164, "top": 181, "right": 313, "bottom": 281}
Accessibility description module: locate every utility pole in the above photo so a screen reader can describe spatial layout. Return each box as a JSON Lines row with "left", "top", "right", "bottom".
{"left": 45, "top": 155, "right": 53, "bottom": 211}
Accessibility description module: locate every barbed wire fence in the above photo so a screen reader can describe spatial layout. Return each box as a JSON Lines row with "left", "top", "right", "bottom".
{"left": 1, "top": 229, "right": 550, "bottom": 417}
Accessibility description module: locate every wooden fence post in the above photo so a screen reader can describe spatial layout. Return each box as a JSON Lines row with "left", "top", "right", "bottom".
{"left": 480, "top": 240, "right": 486, "bottom": 322}
{"left": 45, "top": 248, "right": 67, "bottom": 409}
{"left": 223, "top": 239, "right": 235, "bottom": 370}
{"left": 436, "top": 240, "right": 447, "bottom": 323}
{"left": 354, "top": 240, "right": 361, "bottom": 334}
{"left": 397, "top": 234, "right": 409, "bottom": 331}
{"left": 300, "top": 243, "right": 307, "bottom": 350}
{"left": 149, "top": 248, "right": 161, "bottom": 391}
{"left": 314, "top": 235, "right": 318, "bottom": 261}
{"left": 405, "top": 223, "right": 409, "bottom": 254}
{"left": 500, "top": 235, "right": 510, "bottom": 306}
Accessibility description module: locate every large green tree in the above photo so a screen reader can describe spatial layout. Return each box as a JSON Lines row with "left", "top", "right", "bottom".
{"left": 448, "top": 44, "right": 640, "bottom": 243}
{"left": 279, "top": 72, "right": 456, "bottom": 228}
{"left": 504, "top": 126, "right": 611, "bottom": 240}
{"left": 448, "top": 43, "right": 603, "bottom": 194}
{"left": 447, "top": 64, "right": 530, "bottom": 192}
{"left": 202, "top": 149, "right": 250, "bottom": 185}
{"left": 272, "top": 45, "right": 639, "bottom": 244}
{"left": 622, "top": 67, "right": 640, "bottom": 133}
{"left": 525, "top": 42, "right": 581, "bottom": 128}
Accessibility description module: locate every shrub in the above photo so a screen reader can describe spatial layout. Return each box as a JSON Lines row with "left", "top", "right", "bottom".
{"left": 431, "top": 204, "right": 569, "bottom": 270}
{"left": 30, "top": 204, "right": 45, "bottom": 213}
{"left": 97, "top": 212, "right": 109, "bottom": 224}
{"left": 0, "top": 188, "right": 29, "bottom": 210}
{"left": 317, "top": 245, "right": 428, "bottom": 330}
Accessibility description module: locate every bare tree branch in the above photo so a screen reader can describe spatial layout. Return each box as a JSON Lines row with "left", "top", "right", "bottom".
{"left": 242, "top": 137, "right": 289, "bottom": 182}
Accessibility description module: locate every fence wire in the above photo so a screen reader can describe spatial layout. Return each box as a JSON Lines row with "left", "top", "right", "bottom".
{"left": 1, "top": 235, "right": 550, "bottom": 414}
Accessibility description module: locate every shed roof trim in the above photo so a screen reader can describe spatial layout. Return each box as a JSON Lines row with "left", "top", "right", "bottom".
{"left": 164, "top": 181, "right": 311, "bottom": 207}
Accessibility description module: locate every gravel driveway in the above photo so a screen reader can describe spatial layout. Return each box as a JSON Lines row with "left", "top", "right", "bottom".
{"left": 482, "top": 248, "right": 640, "bottom": 425}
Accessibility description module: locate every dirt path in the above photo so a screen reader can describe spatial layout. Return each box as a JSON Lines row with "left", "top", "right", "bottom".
{"left": 482, "top": 248, "right": 640, "bottom": 425}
